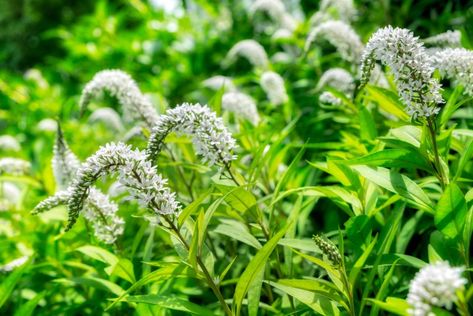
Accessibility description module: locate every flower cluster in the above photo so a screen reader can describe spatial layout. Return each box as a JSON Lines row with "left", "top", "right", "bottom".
{"left": 146, "top": 103, "right": 237, "bottom": 166}
{"left": 316, "top": 68, "right": 355, "bottom": 93}
{"left": 360, "top": 26, "right": 444, "bottom": 119}
{"left": 305, "top": 20, "right": 364, "bottom": 63}
{"left": 319, "top": 91, "right": 343, "bottom": 106}
{"left": 313, "top": 0, "right": 357, "bottom": 24}
{"left": 67, "top": 142, "right": 179, "bottom": 230}
{"left": 260, "top": 71, "right": 288, "bottom": 105}
{"left": 0, "top": 135, "right": 21, "bottom": 152}
{"left": 423, "top": 30, "right": 462, "bottom": 48}
{"left": 431, "top": 48, "right": 473, "bottom": 96}
{"left": 0, "top": 256, "right": 29, "bottom": 273}
{"left": 52, "top": 127, "right": 81, "bottom": 190}
{"left": 0, "top": 158, "right": 30, "bottom": 175}
{"left": 407, "top": 261, "right": 466, "bottom": 316}
{"left": 313, "top": 235, "right": 342, "bottom": 266}
{"left": 249, "top": 0, "right": 297, "bottom": 31}
{"left": 223, "top": 40, "right": 269, "bottom": 69}
{"left": 202, "top": 75, "right": 236, "bottom": 92}
{"left": 88, "top": 107, "right": 125, "bottom": 132}
{"left": 79, "top": 69, "right": 159, "bottom": 128}
{"left": 222, "top": 92, "right": 260, "bottom": 126}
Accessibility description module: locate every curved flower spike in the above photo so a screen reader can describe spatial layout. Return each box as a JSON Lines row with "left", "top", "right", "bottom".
{"left": 52, "top": 125, "right": 81, "bottom": 190}
{"left": 146, "top": 103, "right": 237, "bottom": 166}
{"left": 431, "top": 48, "right": 473, "bottom": 97}
{"left": 423, "top": 30, "right": 462, "bottom": 48}
{"left": 67, "top": 142, "right": 179, "bottom": 231}
{"left": 249, "top": 0, "right": 297, "bottom": 31}
{"left": 305, "top": 20, "right": 364, "bottom": 63}
{"left": 222, "top": 92, "right": 260, "bottom": 126}
{"left": 223, "top": 40, "right": 269, "bottom": 69}
{"left": 0, "top": 158, "right": 30, "bottom": 175}
{"left": 316, "top": 68, "right": 354, "bottom": 93}
{"left": 360, "top": 26, "right": 444, "bottom": 120}
{"left": 80, "top": 69, "right": 159, "bottom": 128}
{"left": 260, "top": 71, "right": 289, "bottom": 105}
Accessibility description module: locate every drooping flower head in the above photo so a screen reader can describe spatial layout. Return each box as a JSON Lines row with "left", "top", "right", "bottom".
{"left": 431, "top": 48, "right": 473, "bottom": 97}
{"left": 305, "top": 20, "right": 364, "bottom": 63}
{"left": 0, "top": 158, "right": 30, "bottom": 175}
{"left": 319, "top": 91, "right": 343, "bottom": 106}
{"left": 223, "top": 40, "right": 269, "bottom": 69}
{"left": 423, "top": 30, "right": 462, "bottom": 48}
{"left": 249, "top": 0, "right": 297, "bottom": 31}
{"left": 88, "top": 107, "right": 125, "bottom": 132}
{"left": 260, "top": 71, "right": 289, "bottom": 105}
{"left": 66, "top": 142, "right": 179, "bottom": 231}
{"left": 316, "top": 68, "right": 355, "bottom": 93}
{"left": 310, "top": 0, "right": 357, "bottom": 25}
{"left": 222, "top": 92, "right": 260, "bottom": 126}
{"left": 0, "top": 135, "right": 21, "bottom": 152}
{"left": 80, "top": 69, "right": 159, "bottom": 128}
{"left": 146, "top": 103, "right": 237, "bottom": 166}
{"left": 37, "top": 118, "right": 58, "bottom": 132}
{"left": 360, "top": 26, "right": 444, "bottom": 120}
{"left": 407, "top": 261, "right": 466, "bottom": 316}
{"left": 202, "top": 76, "right": 237, "bottom": 92}
{"left": 52, "top": 125, "right": 81, "bottom": 190}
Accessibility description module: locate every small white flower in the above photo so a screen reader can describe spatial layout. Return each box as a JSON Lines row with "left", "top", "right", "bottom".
{"left": 249, "top": 0, "right": 297, "bottom": 31}
{"left": 37, "top": 118, "right": 57, "bottom": 132}
{"left": 147, "top": 103, "right": 237, "bottom": 166}
{"left": 222, "top": 92, "right": 260, "bottom": 126}
{"left": 423, "top": 30, "right": 462, "bottom": 48}
{"left": 271, "top": 52, "right": 292, "bottom": 64}
{"left": 360, "top": 26, "right": 444, "bottom": 120}
{"left": 319, "top": 91, "right": 342, "bottom": 106}
{"left": 202, "top": 76, "right": 237, "bottom": 92}
{"left": 431, "top": 48, "right": 473, "bottom": 97}
{"left": 0, "top": 158, "right": 30, "bottom": 175}
{"left": 312, "top": 0, "right": 357, "bottom": 24}
{"left": 0, "top": 135, "right": 21, "bottom": 152}
{"left": 80, "top": 69, "right": 159, "bottom": 128}
{"left": 305, "top": 20, "right": 364, "bottom": 63}
{"left": 88, "top": 107, "right": 125, "bottom": 132}
{"left": 0, "top": 256, "right": 29, "bottom": 273}
{"left": 260, "top": 71, "right": 288, "bottom": 105}
{"left": 407, "top": 261, "right": 466, "bottom": 316}
{"left": 224, "top": 40, "right": 269, "bottom": 69}
{"left": 316, "top": 68, "right": 355, "bottom": 93}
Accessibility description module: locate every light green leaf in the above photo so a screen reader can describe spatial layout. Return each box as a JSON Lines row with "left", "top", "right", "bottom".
{"left": 435, "top": 183, "right": 467, "bottom": 239}
{"left": 126, "top": 294, "right": 215, "bottom": 316}
{"left": 367, "top": 297, "right": 409, "bottom": 316}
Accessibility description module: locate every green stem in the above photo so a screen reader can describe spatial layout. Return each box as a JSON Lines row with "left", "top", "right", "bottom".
{"left": 162, "top": 215, "right": 233, "bottom": 316}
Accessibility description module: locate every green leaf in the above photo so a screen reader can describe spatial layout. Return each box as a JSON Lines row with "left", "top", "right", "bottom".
{"left": 13, "top": 291, "right": 45, "bottom": 316}
{"left": 213, "top": 219, "right": 262, "bottom": 249}
{"left": 453, "top": 139, "right": 473, "bottom": 182}
{"left": 54, "top": 276, "right": 125, "bottom": 296}
{"left": 233, "top": 222, "right": 291, "bottom": 315}
{"left": 365, "top": 86, "right": 409, "bottom": 121}
{"left": 367, "top": 297, "right": 409, "bottom": 315}
{"left": 343, "top": 149, "right": 431, "bottom": 172}
{"left": 104, "top": 258, "right": 136, "bottom": 283}
{"left": 125, "top": 295, "right": 215, "bottom": 316}
{"left": 178, "top": 189, "right": 211, "bottom": 227}
{"left": 268, "top": 281, "right": 340, "bottom": 315}
{"left": 76, "top": 245, "right": 118, "bottom": 265}
{"left": 0, "top": 260, "right": 28, "bottom": 308}
{"left": 351, "top": 166, "right": 434, "bottom": 213}
{"left": 359, "top": 106, "right": 377, "bottom": 140}
{"left": 435, "top": 183, "right": 467, "bottom": 239}
{"left": 349, "top": 236, "right": 377, "bottom": 285}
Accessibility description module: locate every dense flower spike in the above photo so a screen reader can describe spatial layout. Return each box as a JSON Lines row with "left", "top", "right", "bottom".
{"left": 431, "top": 48, "right": 473, "bottom": 96}
{"left": 0, "top": 158, "right": 30, "bottom": 175}
{"left": 423, "top": 30, "right": 462, "bottom": 48}
{"left": 146, "top": 103, "right": 237, "bottom": 166}
{"left": 260, "top": 71, "right": 289, "bottom": 105}
{"left": 249, "top": 0, "right": 297, "bottom": 31}
{"left": 0, "top": 256, "right": 29, "bottom": 273}
{"left": 32, "top": 189, "right": 71, "bottom": 215}
{"left": 79, "top": 69, "right": 159, "bottom": 128}
{"left": 305, "top": 20, "right": 364, "bottom": 63}
{"left": 314, "top": 0, "right": 357, "bottom": 24}
{"left": 67, "top": 142, "right": 179, "bottom": 230}
{"left": 360, "top": 26, "right": 444, "bottom": 119}
{"left": 316, "top": 68, "right": 355, "bottom": 93}
{"left": 319, "top": 91, "right": 342, "bottom": 106}
{"left": 313, "top": 235, "right": 342, "bottom": 265}
{"left": 37, "top": 118, "right": 57, "bottom": 132}
{"left": 407, "top": 262, "right": 466, "bottom": 316}
{"left": 222, "top": 92, "right": 260, "bottom": 126}
{"left": 0, "top": 135, "right": 21, "bottom": 152}
{"left": 88, "top": 107, "right": 125, "bottom": 132}
{"left": 202, "top": 75, "right": 236, "bottom": 92}
{"left": 224, "top": 40, "right": 269, "bottom": 69}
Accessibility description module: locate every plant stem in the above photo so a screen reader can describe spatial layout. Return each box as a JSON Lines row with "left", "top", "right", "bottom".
{"left": 162, "top": 215, "right": 233, "bottom": 316}
{"left": 427, "top": 118, "right": 446, "bottom": 190}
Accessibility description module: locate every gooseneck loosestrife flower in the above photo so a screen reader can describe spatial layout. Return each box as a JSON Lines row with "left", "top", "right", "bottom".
{"left": 260, "top": 71, "right": 289, "bottom": 105}
{"left": 407, "top": 262, "right": 467, "bottom": 316}
{"left": 423, "top": 30, "right": 462, "bottom": 48}
{"left": 146, "top": 103, "right": 237, "bottom": 167}
{"left": 305, "top": 20, "right": 364, "bottom": 63}
{"left": 0, "top": 158, "right": 30, "bottom": 175}
{"left": 249, "top": 0, "right": 297, "bottom": 31}
{"left": 35, "top": 128, "right": 125, "bottom": 244}
{"left": 317, "top": 68, "right": 355, "bottom": 93}
{"left": 431, "top": 48, "right": 473, "bottom": 97}
{"left": 202, "top": 75, "right": 236, "bottom": 92}
{"left": 223, "top": 39, "right": 269, "bottom": 69}
{"left": 222, "top": 92, "right": 260, "bottom": 126}
{"left": 310, "top": 0, "right": 357, "bottom": 25}
{"left": 360, "top": 26, "right": 444, "bottom": 120}
{"left": 80, "top": 69, "right": 159, "bottom": 128}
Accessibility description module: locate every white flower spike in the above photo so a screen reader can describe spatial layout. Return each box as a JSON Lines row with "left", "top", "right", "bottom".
{"left": 222, "top": 92, "right": 260, "bottom": 126}
{"left": 260, "top": 71, "right": 289, "bottom": 105}
{"left": 224, "top": 40, "right": 269, "bottom": 69}
{"left": 431, "top": 48, "right": 473, "bottom": 97}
